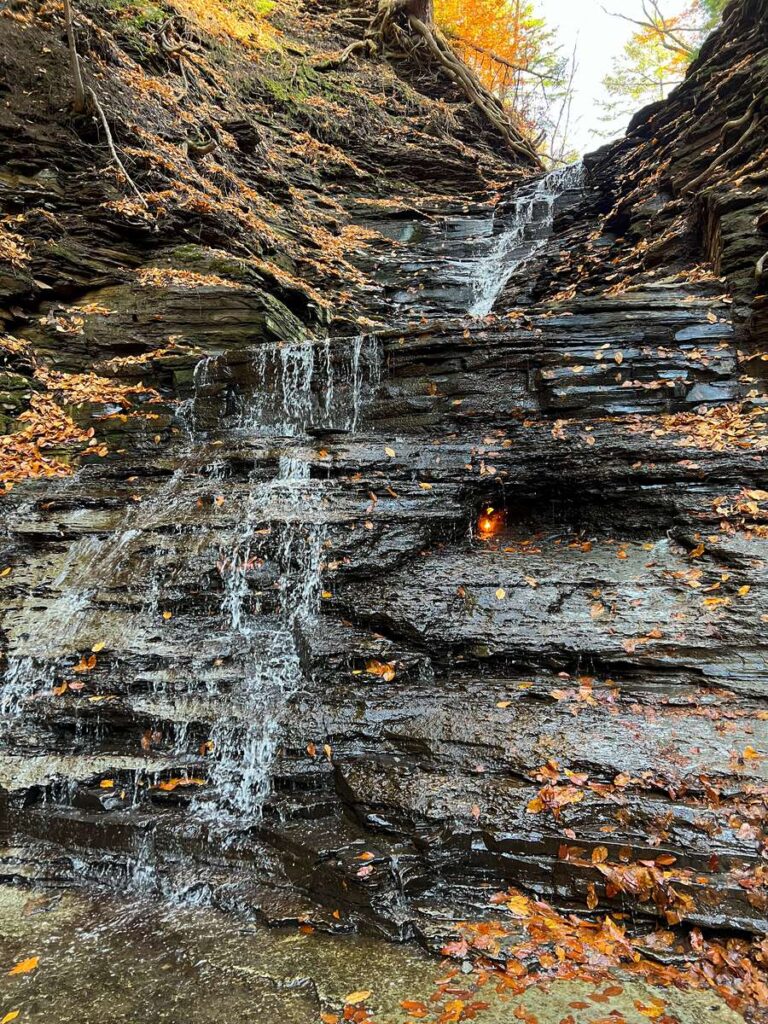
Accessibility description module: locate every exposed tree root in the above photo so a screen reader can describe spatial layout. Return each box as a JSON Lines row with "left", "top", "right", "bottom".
{"left": 319, "top": 0, "right": 542, "bottom": 168}
{"left": 87, "top": 88, "right": 149, "bottom": 208}
{"left": 683, "top": 90, "right": 767, "bottom": 193}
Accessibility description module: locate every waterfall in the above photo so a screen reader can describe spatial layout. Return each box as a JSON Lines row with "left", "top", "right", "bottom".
{"left": 469, "top": 163, "right": 585, "bottom": 318}
{"left": 0, "top": 333, "right": 380, "bottom": 830}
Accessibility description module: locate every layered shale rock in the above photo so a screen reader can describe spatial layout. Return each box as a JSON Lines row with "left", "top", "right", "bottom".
{"left": 1, "top": 0, "right": 767, "bottom": 985}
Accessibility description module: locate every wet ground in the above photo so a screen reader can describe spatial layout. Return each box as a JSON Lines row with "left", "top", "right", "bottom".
{"left": 0, "top": 884, "right": 746, "bottom": 1024}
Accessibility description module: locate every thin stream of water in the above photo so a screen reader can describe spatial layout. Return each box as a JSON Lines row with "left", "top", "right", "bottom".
{"left": 0, "top": 164, "right": 582, "bottom": 845}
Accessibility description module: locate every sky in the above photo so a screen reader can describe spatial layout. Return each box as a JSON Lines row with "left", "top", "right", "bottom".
{"left": 537, "top": 0, "right": 690, "bottom": 154}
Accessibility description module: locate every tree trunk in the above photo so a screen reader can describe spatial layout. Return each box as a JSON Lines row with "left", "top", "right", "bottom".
{"left": 404, "top": 0, "right": 433, "bottom": 22}
{"left": 63, "top": 0, "right": 87, "bottom": 113}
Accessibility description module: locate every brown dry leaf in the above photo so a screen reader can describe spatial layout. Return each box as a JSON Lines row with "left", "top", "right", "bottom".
{"left": 591, "top": 846, "right": 609, "bottom": 864}
{"left": 400, "top": 1000, "right": 429, "bottom": 1019}
{"left": 586, "top": 882, "right": 598, "bottom": 910}
{"left": 306, "top": 742, "right": 317, "bottom": 758}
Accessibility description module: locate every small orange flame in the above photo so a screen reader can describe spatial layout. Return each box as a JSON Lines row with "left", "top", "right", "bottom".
{"left": 477, "top": 505, "right": 505, "bottom": 539}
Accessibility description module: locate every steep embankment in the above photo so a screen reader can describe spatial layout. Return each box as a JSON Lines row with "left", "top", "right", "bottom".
{"left": 1, "top": 1, "right": 768, "bottom": 1019}
{"left": 0, "top": 0, "right": 525, "bottom": 493}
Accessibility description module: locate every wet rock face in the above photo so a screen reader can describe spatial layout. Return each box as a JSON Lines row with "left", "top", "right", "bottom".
{"left": 1, "top": 0, "right": 768, "bottom": 968}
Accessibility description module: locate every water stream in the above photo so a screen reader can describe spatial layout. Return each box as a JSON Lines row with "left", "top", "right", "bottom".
{"left": 1, "top": 164, "right": 582, "bottom": 840}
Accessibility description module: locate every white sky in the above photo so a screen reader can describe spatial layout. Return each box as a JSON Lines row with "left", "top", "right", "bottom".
{"left": 537, "top": 0, "right": 691, "bottom": 154}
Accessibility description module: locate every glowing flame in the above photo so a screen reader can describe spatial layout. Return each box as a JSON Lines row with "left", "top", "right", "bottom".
{"left": 477, "top": 505, "right": 505, "bottom": 539}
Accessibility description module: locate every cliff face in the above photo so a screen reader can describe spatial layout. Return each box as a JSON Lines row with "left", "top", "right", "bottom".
{"left": 1, "top": 1, "right": 768, "bottom": 1016}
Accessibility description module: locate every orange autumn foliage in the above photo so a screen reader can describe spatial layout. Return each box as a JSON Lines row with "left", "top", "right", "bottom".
{"left": 435, "top": 0, "right": 554, "bottom": 97}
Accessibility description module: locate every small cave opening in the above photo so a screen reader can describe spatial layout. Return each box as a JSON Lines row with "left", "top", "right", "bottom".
{"left": 475, "top": 501, "right": 507, "bottom": 541}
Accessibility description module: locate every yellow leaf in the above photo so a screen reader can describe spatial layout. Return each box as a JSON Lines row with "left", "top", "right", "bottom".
{"left": 614, "top": 351, "right": 624, "bottom": 364}
{"left": 495, "top": 588, "right": 506, "bottom": 600}
{"left": 0, "top": 567, "right": 12, "bottom": 578}
{"left": 738, "top": 585, "right": 751, "bottom": 597}
{"left": 100, "top": 780, "right": 114, "bottom": 789}
{"left": 496, "top": 700, "right": 512, "bottom": 708}
{"left": 162, "top": 611, "right": 173, "bottom": 620}
{"left": 344, "top": 991, "right": 372, "bottom": 1006}
{"left": 384, "top": 447, "right": 396, "bottom": 458}
{"left": 8, "top": 957, "right": 38, "bottom": 976}
{"left": 91, "top": 641, "right": 105, "bottom": 653}
{"left": 1, "top": 1012, "right": 20, "bottom": 1024}
{"left": 321, "top": 591, "right": 333, "bottom": 600}
{"left": 418, "top": 482, "right": 433, "bottom": 490}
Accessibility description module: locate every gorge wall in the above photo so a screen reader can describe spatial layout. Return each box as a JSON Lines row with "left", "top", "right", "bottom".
{"left": 1, "top": 0, "right": 768, "bottom": 1010}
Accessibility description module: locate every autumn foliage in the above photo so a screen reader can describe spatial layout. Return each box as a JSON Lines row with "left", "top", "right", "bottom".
{"left": 435, "top": 0, "right": 551, "bottom": 95}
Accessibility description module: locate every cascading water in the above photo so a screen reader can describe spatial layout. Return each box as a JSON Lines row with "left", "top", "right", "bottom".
{"left": 376, "top": 162, "right": 584, "bottom": 320}
{"left": 0, "top": 162, "right": 581, "bottom": 878}
{"left": 202, "top": 337, "right": 379, "bottom": 822}
{"left": 468, "top": 163, "right": 585, "bottom": 317}
{"left": 0, "top": 333, "right": 380, "bottom": 833}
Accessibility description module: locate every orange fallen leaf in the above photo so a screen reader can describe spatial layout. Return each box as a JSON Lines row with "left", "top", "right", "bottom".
{"left": 8, "top": 957, "right": 38, "bottom": 976}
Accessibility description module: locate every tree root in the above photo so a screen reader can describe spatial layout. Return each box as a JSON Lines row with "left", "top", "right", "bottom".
{"left": 683, "top": 93, "right": 767, "bottom": 194}
{"left": 87, "top": 87, "right": 149, "bottom": 208}
{"left": 317, "top": 0, "right": 542, "bottom": 168}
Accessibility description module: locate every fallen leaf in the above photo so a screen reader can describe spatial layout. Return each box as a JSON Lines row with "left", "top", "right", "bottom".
{"left": 344, "top": 991, "right": 372, "bottom": 1006}
{"left": 8, "top": 957, "right": 38, "bottom": 976}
